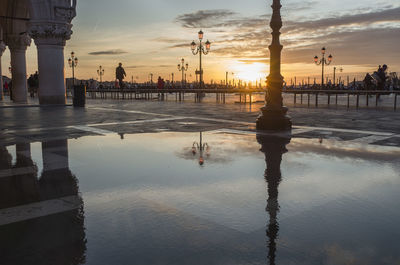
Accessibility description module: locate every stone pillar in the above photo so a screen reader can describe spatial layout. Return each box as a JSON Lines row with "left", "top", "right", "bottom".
{"left": 256, "top": 0, "right": 292, "bottom": 131}
{"left": 28, "top": 0, "right": 77, "bottom": 105}
{"left": 32, "top": 34, "right": 67, "bottom": 105}
{"left": 6, "top": 34, "right": 31, "bottom": 103}
{"left": 0, "top": 41, "right": 6, "bottom": 101}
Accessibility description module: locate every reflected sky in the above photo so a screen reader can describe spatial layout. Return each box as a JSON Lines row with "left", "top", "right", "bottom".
{"left": 1, "top": 132, "right": 399, "bottom": 264}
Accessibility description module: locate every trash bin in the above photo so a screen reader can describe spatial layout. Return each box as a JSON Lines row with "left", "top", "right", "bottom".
{"left": 73, "top": 85, "right": 86, "bottom": 107}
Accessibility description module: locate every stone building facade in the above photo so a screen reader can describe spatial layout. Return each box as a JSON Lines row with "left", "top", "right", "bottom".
{"left": 0, "top": 0, "right": 77, "bottom": 104}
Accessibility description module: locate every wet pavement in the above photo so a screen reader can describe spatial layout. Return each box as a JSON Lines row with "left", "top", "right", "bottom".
{"left": 0, "top": 100, "right": 400, "bottom": 264}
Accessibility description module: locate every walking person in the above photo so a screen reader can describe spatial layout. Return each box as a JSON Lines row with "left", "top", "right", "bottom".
{"left": 115, "top": 63, "right": 126, "bottom": 89}
{"left": 377, "top": 64, "right": 388, "bottom": 91}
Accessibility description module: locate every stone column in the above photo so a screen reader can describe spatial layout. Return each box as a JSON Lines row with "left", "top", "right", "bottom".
{"left": 6, "top": 34, "right": 31, "bottom": 103}
{"left": 0, "top": 41, "right": 6, "bottom": 101}
{"left": 29, "top": 24, "right": 71, "bottom": 104}
{"left": 256, "top": 0, "right": 292, "bottom": 131}
{"left": 28, "top": 0, "right": 77, "bottom": 105}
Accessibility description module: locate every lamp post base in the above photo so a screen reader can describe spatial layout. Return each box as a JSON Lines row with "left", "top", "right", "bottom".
{"left": 256, "top": 105, "right": 292, "bottom": 131}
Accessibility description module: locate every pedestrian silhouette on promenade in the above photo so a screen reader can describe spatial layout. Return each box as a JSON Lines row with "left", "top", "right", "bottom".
{"left": 115, "top": 63, "right": 126, "bottom": 89}
{"left": 363, "top": 73, "right": 373, "bottom": 90}
{"left": 376, "top": 64, "right": 388, "bottom": 91}
{"left": 157, "top": 76, "right": 165, "bottom": 89}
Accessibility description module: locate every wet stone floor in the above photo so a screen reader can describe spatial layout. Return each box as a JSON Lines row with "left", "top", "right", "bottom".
{"left": 0, "top": 103, "right": 400, "bottom": 265}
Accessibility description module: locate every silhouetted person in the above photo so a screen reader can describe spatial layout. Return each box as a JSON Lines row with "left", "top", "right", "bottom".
{"left": 257, "top": 134, "right": 291, "bottom": 265}
{"left": 377, "top": 64, "right": 388, "bottom": 91}
{"left": 8, "top": 80, "right": 12, "bottom": 100}
{"left": 363, "top": 73, "right": 373, "bottom": 90}
{"left": 28, "top": 74, "right": 36, "bottom": 98}
{"left": 157, "top": 76, "right": 165, "bottom": 89}
{"left": 116, "top": 63, "right": 126, "bottom": 89}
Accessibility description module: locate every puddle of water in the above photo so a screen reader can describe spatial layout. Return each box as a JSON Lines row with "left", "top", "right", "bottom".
{"left": 0, "top": 132, "right": 399, "bottom": 265}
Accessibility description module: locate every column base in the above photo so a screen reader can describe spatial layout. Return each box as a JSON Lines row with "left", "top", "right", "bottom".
{"left": 256, "top": 105, "right": 292, "bottom": 131}
{"left": 39, "top": 95, "right": 66, "bottom": 105}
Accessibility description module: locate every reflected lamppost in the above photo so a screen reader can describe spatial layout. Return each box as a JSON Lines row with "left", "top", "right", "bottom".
{"left": 191, "top": 30, "right": 211, "bottom": 88}
{"left": 314, "top": 47, "right": 333, "bottom": 87}
{"left": 256, "top": 0, "right": 292, "bottom": 131}
{"left": 68, "top": 52, "right": 78, "bottom": 86}
{"left": 97, "top": 65, "right": 105, "bottom": 83}
{"left": 257, "top": 134, "right": 291, "bottom": 265}
{"left": 192, "top": 132, "right": 210, "bottom": 166}
{"left": 333, "top": 66, "right": 343, "bottom": 86}
{"left": 178, "top": 58, "right": 189, "bottom": 87}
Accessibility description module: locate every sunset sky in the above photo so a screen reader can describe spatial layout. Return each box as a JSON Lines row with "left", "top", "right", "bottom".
{"left": 3, "top": 0, "right": 400, "bottom": 83}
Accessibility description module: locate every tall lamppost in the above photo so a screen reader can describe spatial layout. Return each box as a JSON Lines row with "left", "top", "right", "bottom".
{"left": 314, "top": 47, "right": 332, "bottom": 87}
{"left": 256, "top": 0, "right": 292, "bottom": 131}
{"left": 68, "top": 52, "right": 78, "bottom": 86}
{"left": 149, "top": 73, "right": 153, "bottom": 84}
{"left": 178, "top": 58, "right": 189, "bottom": 87}
{"left": 97, "top": 65, "right": 105, "bottom": 83}
{"left": 0, "top": 40, "right": 5, "bottom": 100}
{"left": 191, "top": 30, "right": 211, "bottom": 88}
{"left": 333, "top": 66, "right": 343, "bottom": 86}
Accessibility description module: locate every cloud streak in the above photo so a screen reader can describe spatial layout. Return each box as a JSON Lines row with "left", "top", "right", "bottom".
{"left": 171, "top": 6, "right": 400, "bottom": 67}
{"left": 88, "top": 49, "right": 128, "bottom": 55}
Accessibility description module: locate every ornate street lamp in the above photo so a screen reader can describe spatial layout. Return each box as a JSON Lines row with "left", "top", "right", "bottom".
{"left": 256, "top": 0, "right": 292, "bottom": 131}
{"left": 68, "top": 51, "right": 78, "bottom": 86}
{"left": 314, "top": 47, "right": 333, "bottom": 87}
{"left": 178, "top": 58, "right": 189, "bottom": 87}
{"left": 97, "top": 65, "right": 105, "bottom": 83}
{"left": 191, "top": 30, "right": 211, "bottom": 88}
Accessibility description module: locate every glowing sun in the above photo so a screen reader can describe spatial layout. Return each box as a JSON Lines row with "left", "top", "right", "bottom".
{"left": 232, "top": 62, "right": 268, "bottom": 82}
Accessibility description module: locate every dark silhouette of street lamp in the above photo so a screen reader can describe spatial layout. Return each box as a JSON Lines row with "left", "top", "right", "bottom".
{"left": 178, "top": 58, "right": 189, "bottom": 87}
{"left": 256, "top": 0, "right": 292, "bottom": 131}
{"left": 68, "top": 52, "right": 78, "bottom": 86}
{"left": 97, "top": 65, "right": 105, "bottom": 83}
{"left": 314, "top": 47, "right": 333, "bottom": 87}
{"left": 191, "top": 30, "right": 211, "bottom": 88}
{"left": 333, "top": 66, "right": 343, "bottom": 86}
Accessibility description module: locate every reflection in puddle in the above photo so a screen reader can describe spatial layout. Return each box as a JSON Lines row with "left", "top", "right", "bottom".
{"left": 0, "top": 140, "right": 86, "bottom": 264}
{"left": 0, "top": 132, "right": 399, "bottom": 264}
{"left": 191, "top": 132, "right": 210, "bottom": 166}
